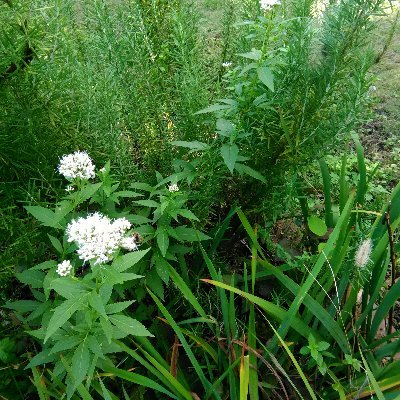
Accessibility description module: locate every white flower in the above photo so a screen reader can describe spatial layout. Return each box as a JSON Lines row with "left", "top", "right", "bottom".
{"left": 66, "top": 213, "right": 134, "bottom": 265}
{"left": 58, "top": 151, "right": 95, "bottom": 180}
{"left": 168, "top": 184, "right": 179, "bottom": 193}
{"left": 355, "top": 239, "right": 372, "bottom": 268}
{"left": 65, "top": 185, "right": 74, "bottom": 192}
{"left": 121, "top": 236, "right": 139, "bottom": 251}
{"left": 260, "top": 0, "right": 280, "bottom": 11}
{"left": 56, "top": 260, "right": 73, "bottom": 277}
{"left": 99, "top": 167, "right": 106, "bottom": 173}
{"left": 222, "top": 61, "right": 232, "bottom": 68}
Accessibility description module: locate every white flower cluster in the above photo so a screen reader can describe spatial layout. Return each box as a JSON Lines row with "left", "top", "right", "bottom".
{"left": 58, "top": 151, "right": 95, "bottom": 180}
{"left": 66, "top": 213, "right": 137, "bottom": 265}
{"left": 355, "top": 238, "right": 372, "bottom": 268}
{"left": 56, "top": 260, "right": 73, "bottom": 277}
{"left": 168, "top": 184, "right": 179, "bottom": 193}
{"left": 222, "top": 61, "right": 232, "bottom": 68}
{"left": 260, "top": 0, "right": 280, "bottom": 11}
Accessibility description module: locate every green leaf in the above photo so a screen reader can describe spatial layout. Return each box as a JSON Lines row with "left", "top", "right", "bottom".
{"left": 171, "top": 140, "right": 209, "bottom": 151}
{"left": 16, "top": 269, "right": 45, "bottom": 289}
{"left": 216, "top": 118, "right": 235, "bottom": 137}
{"left": 48, "top": 234, "right": 63, "bottom": 254}
{"left": 4, "top": 300, "right": 40, "bottom": 313}
{"left": 147, "top": 269, "right": 164, "bottom": 300}
{"left": 25, "top": 206, "right": 63, "bottom": 229}
{"left": 108, "top": 315, "right": 153, "bottom": 337}
{"left": 175, "top": 209, "right": 199, "bottom": 221}
{"left": 49, "top": 336, "right": 81, "bottom": 355}
{"left": 221, "top": 144, "right": 239, "bottom": 173}
{"left": 172, "top": 226, "right": 211, "bottom": 242}
{"left": 155, "top": 255, "right": 170, "bottom": 284}
{"left": 45, "top": 295, "right": 88, "bottom": 342}
{"left": 88, "top": 291, "right": 107, "bottom": 318}
{"left": 194, "top": 104, "right": 232, "bottom": 115}
{"left": 134, "top": 199, "right": 160, "bottom": 208}
{"left": 100, "top": 316, "right": 113, "bottom": 344}
{"left": 238, "top": 49, "right": 262, "bottom": 60}
{"left": 157, "top": 230, "right": 169, "bottom": 257}
{"left": 125, "top": 214, "right": 152, "bottom": 225}
{"left": 77, "top": 182, "right": 102, "bottom": 203}
{"left": 112, "top": 249, "right": 150, "bottom": 272}
{"left": 26, "top": 348, "right": 57, "bottom": 368}
{"left": 234, "top": 163, "right": 267, "bottom": 183}
{"left": 30, "top": 260, "right": 57, "bottom": 271}
{"left": 71, "top": 339, "right": 91, "bottom": 391}
{"left": 50, "top": 277, "right": 90, "bottom": 299}
{"left": 307, "top": 216, "right": 328, "bottom": 237}
{"left": 105, "top": 301, "right": 135, "bottom": 314}
{"left": 257, "top": 66, "right": 274, "bottom": 92}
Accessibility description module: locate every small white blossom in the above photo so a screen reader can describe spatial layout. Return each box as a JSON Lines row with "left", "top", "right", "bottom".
{"left": 369, "top": 85, "right": 377, "bottom": 92}
{"left": 260, "top": 0, "right": 280, "bottom": 11}
{"left": 56, "top": 260, "right": 73, "bottom": 277}
{"left": 66, "top": 213, "right": 135, "bottom": 265}
{"left": 99, "top": 167, "right": 106, "bottom": 173}
{"left": 121, "top": 236, "right": 139, "bottom": 251}
{"left": 168, "top": 184, "right": 179, "bottom": 193}
{"left": 65, "top": 185, "right": 74, "bottom": 192}
{"left": 355, "top": 239, "right": 373, "bottom": 268}
{"left": 222, "top": 61, "right": 232, "bottom": 68}
{"left": 58, "top": 151, "right": 95, "bottom": 180}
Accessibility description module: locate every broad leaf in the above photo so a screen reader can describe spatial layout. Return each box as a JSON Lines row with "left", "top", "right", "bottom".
{"left": 109, "top": 315, "right": 153, "bottom": 337}
{"left": 307, "top": 216, "right": 328, "bottom": 237}
{"left": 221, "top": 144, "right": 239, "bottom": 173}
{"left": 257, "top": 66, "right": 274, "bottom": 92}
{"left": 45, "top": 295, "right": 88, "bottom": 342}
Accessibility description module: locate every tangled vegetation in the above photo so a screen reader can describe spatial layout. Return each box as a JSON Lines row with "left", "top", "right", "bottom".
{"left": 1, "top": 0, "right": 400, "bottom": 399}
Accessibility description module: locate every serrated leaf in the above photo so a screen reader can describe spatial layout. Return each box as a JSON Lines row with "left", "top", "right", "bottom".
{"left": 25, "top": 206, "right": 63, "bottom": 229}
{"left": 105, "top": 301, "right": 135, "bottom": 314}
{"left": 30, "top": 260, "right": 57, "bottom": 271}
{"left": 125, "top": 214, "right": 152, "bottom": 225}
{"left": 257, "top": 66, "right": 274, "bottom": 92}
{"left": 16, "top": 269, "right": 45, "bottom": 289}
{"left": 109, "top": 315, "right": 153, "bottom": 337}
{"left": 4, "top": 300, "right": 40, "bottom": 313}
{"left": 45, "top": 295, "right": 88, "bottom": 342}
{"left": 155, "top": 256, "right": 169, "bottom": 284}
{"left": 134, "top": 199, "right": 159, "bottom": 208}
{"left": 129, "top": 182, "right": 154, "bottom": 191}
{"left": 49, "top": 336, "right": 81, "bottom": 355}
{"left": 71, "top": 340, "right": 90, "bottom": 391}
{"left": 76, "top": 182, "right": 102, "bottom": 203}
{"left": 216, "top": 118, "right": 235, "bottom": 137}
{"left": 172, "top": 226, "right": 211, "bottom": 242}
{"left": 26, "top": 348, "right": 56, "bottom": 368}
{"left": 88, "top": 291, "right": 107, "bottom": 318}
{"left": 50, "top": 277, "right": 90, "bottom": 299}
{"left": 87, "top": 336, "right": 105, "bottom": 359}
{"left": 100, "top": 316, "right": 113, "bottom": 344}
{"left": 48, "top": 235, "right": 63, "bottom": 254}
{"left": 175, "top": 209, "right": 199, "bottom": 221}
{"left": 307, "top": 216, "right": 327, "bottom": 237}
{"left": 234, "top": 163, "right": 267, "bottom": 183}
{"left": 157, "top": 230, "right": 169, "bottom": 257}
{"left": 147, "top": 269, "right": 164, "bottom": 301}
{"left": 112, "top": 248, "right": 150, "bottom": 272}
{"left": 221, "top": 144, "right": 239, "bottom": 173}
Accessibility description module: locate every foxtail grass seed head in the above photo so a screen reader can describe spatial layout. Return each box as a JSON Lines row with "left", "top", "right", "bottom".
{"left": 168, "top": 184, "right": 179, "bottom": 193}
{"left": 58, "top": 151, "right": 95, "bottom": 180}
{"left": 66, "top": 213, "right": 136, "bottom": 265}
{"left": 260, "top": 0, "right": 281, "bottom": 11}
{"left": 355, "top": 239, "right": 373, "bottom": 268}
{"left": 56, "top": 260, "right": 73, "bottom": 277}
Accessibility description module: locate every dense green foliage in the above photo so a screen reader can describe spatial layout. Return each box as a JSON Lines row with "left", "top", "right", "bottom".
{"left": 1, "top": 0, "right": 400, "bottom": 399}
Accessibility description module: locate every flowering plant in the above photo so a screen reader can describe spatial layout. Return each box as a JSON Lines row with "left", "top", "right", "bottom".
{"left": 5, "top": 151, "right": 208, "bottom": 397}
